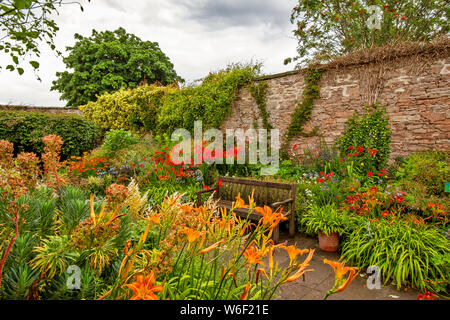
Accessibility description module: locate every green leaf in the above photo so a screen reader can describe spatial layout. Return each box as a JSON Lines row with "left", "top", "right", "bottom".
{"left": 17, "top": 67, "right": 24, "bottom": 75}
{"left": 29, "top": 61, "right": 39, "bottom": 69}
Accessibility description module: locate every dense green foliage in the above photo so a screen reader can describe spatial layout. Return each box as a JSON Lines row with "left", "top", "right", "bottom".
{"left": 338, "top": 104, "right": 391, "bottom": 170}
{"left": 0, "top": 0, "right": 89, "bottom": 76}
{"left": 80, "top": 63, "right": 260, "bottom": 134}
{"left": 51, "top": 27, "right": 181, "bottom": 107}
{"left": 101, "top": 129, "right": 140, "bottom": 158}
{"left": 341, "top": 217, "right": 450, "bottom": 293}
{"left": 301, "top": 203, "right": 351, "bottom": 236}
{"left": 0, "top": 111, "right": 103, "bottom": 159}
{"left": 395, "top": 151, "right": 450, "bottom": 197}
{"left": 286, "top": 0, "right": 450, "bottom": 67}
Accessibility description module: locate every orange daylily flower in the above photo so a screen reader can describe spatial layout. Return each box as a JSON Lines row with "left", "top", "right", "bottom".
{"left": 243, "top": 245, "right": 266, "bottom": 272}
{"left": 323, "top": 259, "right": 359, "bottom": 299}
{"left": 239, "top": 282, "right": 252, "bottom": 300}
{"left": 248, "top": 190, "right": 255, "bottom": 208}
{"left": 233, "top": 193, "right": 248, "bottom": 209}
{"left": 123, "top": 271, "right": 163, "bottom": 300}
{"left": 282, "top": 249, "right": 315, "bottom": 284}
{"left": 148, "top": 212, "right": 161, "bottom": 225}
{"left": 199, "top": 239, "right": 225, "bottom": 254}
{"left": 281, "top": 245, "right": 309, "bottom": 266}
{"left": 255, "top": 205, "right": 288, "bottom": 230}
{"left": 181, "top": 227, "right": 205, "bottom": 246}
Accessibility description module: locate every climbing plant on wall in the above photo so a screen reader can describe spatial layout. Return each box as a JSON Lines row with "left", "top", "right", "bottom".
{"left": 249, "top": 80, "right": 272, "bottom": 130}
{"left": 281, "top": 67, "right": 323, "bottom": 159}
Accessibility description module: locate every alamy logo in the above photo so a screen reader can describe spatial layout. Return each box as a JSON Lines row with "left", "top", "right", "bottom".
{"left": 66, "top": 265, "right": 81, "bottom": 290}
{"left": 366, "top": 265, "right": 381, "bottom": 290}
{"left": 170, "top": 121, "right": 280, "bottom": 175}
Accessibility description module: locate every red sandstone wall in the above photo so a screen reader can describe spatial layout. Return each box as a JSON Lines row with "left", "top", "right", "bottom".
{"left": 222, "top": 53, "right": 450, "bottom": 159}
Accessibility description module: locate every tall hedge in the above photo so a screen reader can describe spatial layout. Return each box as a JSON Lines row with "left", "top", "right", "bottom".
{"left": 79, "top": 63, "right": 261, "bottom": 135}
{"left": 0, "top": 111, "right": 104, "bottom": 159}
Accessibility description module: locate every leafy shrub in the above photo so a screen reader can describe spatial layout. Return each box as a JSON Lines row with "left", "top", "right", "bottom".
{"left": 101, "top": 129, "right": 140, "bottom": 157}
{"left": 395, "top": 151, "right": 450, "bottom": 197}
{"left": 338, "top": 104, "right": 391, "bottom": 171}
{"left": 341, "top": 217, "right": 450, "bottom": 294}
{"left": 0, "top": 111, "right": 103, "bottom": 159}
{"left": 300, "top": 203, "right": 352, "bottom": 236}
{"left": 79, "top": 84, "right": 172, "bottom": 132}
{"left": 80, "top": 63, "right": 260, "bottom": 135}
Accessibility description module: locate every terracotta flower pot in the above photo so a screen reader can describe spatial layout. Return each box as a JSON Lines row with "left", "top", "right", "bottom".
{"left": 318, "top": 230, "right": 340, "bottom": 252}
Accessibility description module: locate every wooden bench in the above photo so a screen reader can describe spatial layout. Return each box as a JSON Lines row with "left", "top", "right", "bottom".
{"left": 196, "top": 176, "right": 296, "bottom": 242}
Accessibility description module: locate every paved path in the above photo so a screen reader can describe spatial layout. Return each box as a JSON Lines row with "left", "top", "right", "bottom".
{"left": 273, "top": 233, "right": 419, "bottom": 300}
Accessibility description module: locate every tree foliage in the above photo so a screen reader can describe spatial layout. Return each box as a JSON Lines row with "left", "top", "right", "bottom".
{"left": 0, "top": 0, "right": 89, "bottom": 76}
{"left": 79, "top": 63, "right": 260, "bottom": 134}
{"left": 51, "top": 27, "right": 182, "bottom": 107}
{"left": 286, "top": 0, "right": 450, "bottom": 67}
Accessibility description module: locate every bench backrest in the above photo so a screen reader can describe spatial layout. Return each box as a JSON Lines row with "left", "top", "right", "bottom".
{"left": 215, "top": 176, "right": 295, "bottom": 206}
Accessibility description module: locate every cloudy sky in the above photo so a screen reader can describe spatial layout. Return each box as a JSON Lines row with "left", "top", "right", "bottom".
{"left": 0, "top": 0, "right": 298, "bottom": 107}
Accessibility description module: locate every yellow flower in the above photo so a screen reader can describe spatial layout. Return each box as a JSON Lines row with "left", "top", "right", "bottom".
{"left": 360, "top": 162, "right": 364, "bottom": 166}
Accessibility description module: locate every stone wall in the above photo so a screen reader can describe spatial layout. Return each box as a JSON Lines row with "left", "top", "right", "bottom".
{"left": 0, "top": 105, "right": 82, "bottom": 115}
{"left": 222, "top": 47, "right": 450, "bottom": 160}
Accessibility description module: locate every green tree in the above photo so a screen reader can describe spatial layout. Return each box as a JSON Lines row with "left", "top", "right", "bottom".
{"left": 51, "top": 27, "right": 182, "bottom": 107}
{"left": 0, "top": 0, "right": 89, "bottom": 76}
{"left": 285, "top": 0, "right": 449, "bottom": 67}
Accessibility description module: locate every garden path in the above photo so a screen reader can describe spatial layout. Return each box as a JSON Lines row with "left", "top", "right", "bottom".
{"left": 273, "top": 233, "right": 419, "bottom": 300}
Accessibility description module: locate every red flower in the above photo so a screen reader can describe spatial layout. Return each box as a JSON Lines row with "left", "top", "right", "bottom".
{"left": 339, "top": 158, "right": 344, "bottom": 162}
{"left": 354, "top": 152, "right": 358, "bottom": 157}
{"left": 347, "top": 153, "right": 352, "bottom": 157}
{"left": 349, "top": 146, "right": 354, "bottom": 150}
{"left": 203, "top": 184, "right": 209, "bottom": 191}
{"left": 317, "top": 178, "right": 324, "bottom": 183}
{"left": 357, "top": 146, "right": 364, "bottom": 153}
{"left": 320, "top": 172, "right": 324, "bottom": 175}
{"left": 218, "top": 180, "right": 223, "bottom": 187}
{"left": 368, "top": 171, "right": 373, "bottom": 177}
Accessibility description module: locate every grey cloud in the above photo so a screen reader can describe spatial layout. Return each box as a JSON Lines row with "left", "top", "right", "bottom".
{"left": 177, "top": 0, "right": 293, "bottom": 31}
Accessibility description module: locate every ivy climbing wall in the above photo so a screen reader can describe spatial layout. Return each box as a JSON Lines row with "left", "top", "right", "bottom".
{"left": 221, "top": 43, "right": 450, "bottom": 160}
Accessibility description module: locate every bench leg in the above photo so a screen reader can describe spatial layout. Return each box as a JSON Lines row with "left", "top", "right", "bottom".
{"left": 273, "top": 225, "right": 280, "bottom": 243}
{"left": 289, "top": 213, "right": 295, "bottom": 237}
